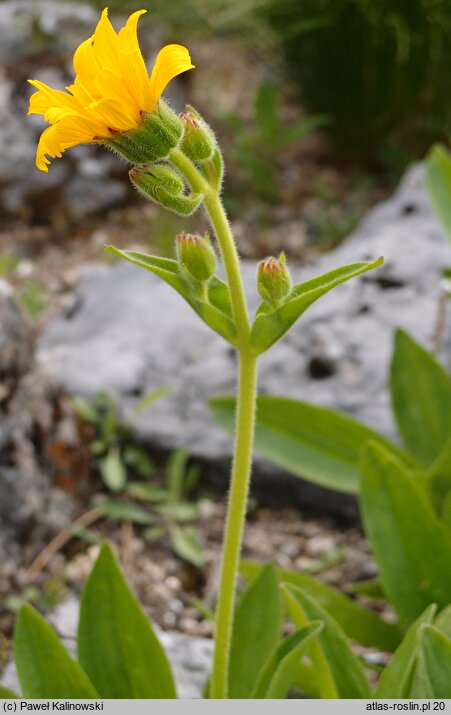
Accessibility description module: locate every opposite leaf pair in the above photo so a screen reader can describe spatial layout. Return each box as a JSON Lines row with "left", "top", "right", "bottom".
{"left": 107, "top": 245, "right": 383, "bottom": 354}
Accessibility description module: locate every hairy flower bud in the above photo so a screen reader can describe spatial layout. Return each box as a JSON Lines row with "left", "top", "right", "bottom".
{"left": 104, "top": 100, "right": 184, "bottom": 165}
{"left": 257, "top": 252, "right": 292, "bottom": 309}
{"left": 130, "top": 165, "right": 202, "bottom": 216}
{"left": 180, "top": 105, "right": 216, "bottom": 162}
{"left": 176, "top": 232, "right": 217, "bottom": 285}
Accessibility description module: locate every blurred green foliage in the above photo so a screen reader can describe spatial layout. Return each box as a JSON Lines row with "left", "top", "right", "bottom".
{"left": 18, "top": 279, "right": 48, "bottom": 320}
{"left": 72, "top": 391, "right": 205, "bottom": 567}
{"left": 263, "top": 0, "right": 451, "bottom": 165}
{"left": 222, "top": 79, "right": 329, "bottom": 204}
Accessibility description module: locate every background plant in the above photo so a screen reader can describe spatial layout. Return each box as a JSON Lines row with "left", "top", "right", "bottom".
{"left": 263, "top": 0, "right": 451, "bottom": 166}
{"left": 71, "top": 391, "right": 204, "bottom": 568}
{"left": 211, "top": 330, "right": 451, "bottom": 654}
{"left": 221, "top": 79, "right": 329, "bottom": 206}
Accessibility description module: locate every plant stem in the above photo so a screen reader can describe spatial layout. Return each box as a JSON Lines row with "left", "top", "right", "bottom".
{"left": 169, "top": 148, "right": 250, "bottom": 340}
{"left": 212, "top": 349, "right": 258, "bottom": 698}
{"left": 203, "top": 191, "right": 250, "bottom": 340}
{"left": 170, "top": 147, "right": 258, "bottom": 697}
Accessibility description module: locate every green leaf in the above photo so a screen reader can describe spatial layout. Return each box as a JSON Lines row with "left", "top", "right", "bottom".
{"left": 105, "top": 247, "right": 236, "bottom": 344}
{"left": 279, "top": 115, "right": 331, "bottom": 147}
{"left": 99, "top": 448, "right": 127, "bottom": 492}
{"left": 435, "top": 604, "right": 451, "bottom": 639}
{"left": 122, "top": 445, "right": 154, "bottom": 478}
{"left": 95, "top": 498, "right": 157, "bottom": 525}
{"left": 130, "top": 386, "right": 171, "bottom": 419}
{"left": 390, "top": 329, "right": 451, "bottom": 465}
{"left": 426, "top": 144, "right": 451, "bottom": 242}
{"left": 241, "top": 560, "right": 401, "bottom": 652}
{"left": 126, "top": 482, "right": 167, "bottom": 503}
{"left": 71, "top": 396, "right": 100, "bottom": 425}
{"left": 360, "top": 442, "right": 451, "bottom": 629}
{"left": 375, "top": 604, "right": 437, "bottom": 697}
{"left": 426, "top": 438, "right": 451, "bottom": 515}
{"left": 0, "top": 686, "right": 19, "bottom": 698}
{"left": 413, "top": 626, "right": 451, "bottom": 697}
{"left": 444, "top": 491, "right": 451, "bottom": 532}
{"left": 167, "top": 447, "right": 189, "bottom": 504}
{"left": 348, "top": 578, "right": 385, "bottom": 599}
{"left": 283, "top": 584, "right": 371, "bottom": 697}
{"left": 250, "top": 257, "right": 383, "bottom": 353}
{"left": 250, "top": 623, "right": 323, "bottom": 698}
{"left": 255, "top": 80, "right": 279, "bottom": 138}
{"left": 158, "top": 502, "right": 199, "bottom": 522}
{"left": 229, "top": 564, "right": 282, "bottom": 698}
{"left": 169, "top": 525, "right": 205, "bottom": 567}
{"left": 14, "top": 605, "right": 98, "bottom": 699}
{"left": 210, "top": 395, "right": 415, "bottom": 493}
{"left": 78, "top": 544, "right": 176, "bottom": 698}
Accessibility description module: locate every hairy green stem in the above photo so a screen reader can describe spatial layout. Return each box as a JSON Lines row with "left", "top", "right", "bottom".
{"left": 211, "top": 349, "right": 258, "bottom": 697}
{"left": 169, "top": 148, "right": 250, "bottom": 341}
{"left": 170, "top": 147, "right": 258, "bottom": 697}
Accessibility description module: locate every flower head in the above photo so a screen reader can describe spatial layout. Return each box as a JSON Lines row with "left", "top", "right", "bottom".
{"left": 257, "top": 252, "right": 292, "bottom": 308}
{"left": 28, "top": 8, "right": 194, "bottom": 172}
{"left": 176, "top": 232, "right": 217, "bottom": 282}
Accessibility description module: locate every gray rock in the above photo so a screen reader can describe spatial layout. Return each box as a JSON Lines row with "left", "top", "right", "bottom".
{"left": 1, "top": 596, "right": 212, "bottom": 699}
{"left": 0, "top": 294, "right": 74, "bottom": 563}
{"left": 0, "top": 1, "right": 98, "bottom": 62}
{"left": 36, "top": 165, "right": 451, "bottom": 510}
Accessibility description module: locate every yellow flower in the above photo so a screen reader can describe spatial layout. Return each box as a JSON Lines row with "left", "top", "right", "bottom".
{"left": 28, "top": 8, "right": 194, "bottom": 172}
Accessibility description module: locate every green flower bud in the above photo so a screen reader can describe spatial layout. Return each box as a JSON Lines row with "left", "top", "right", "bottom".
{"left": 103, "top": 99, "right": 183, "bottom": 165}
{"left": 180, "top": 105, "right": 216, "bottom": 162}
{"left": 130, "top": 165, "right": 203, "bottom": 216}
{"left": 257, "top": 252, "right": 292, "bottom": 309}
{"left": 176, "top": 232, "right": 217, "bottom": 285}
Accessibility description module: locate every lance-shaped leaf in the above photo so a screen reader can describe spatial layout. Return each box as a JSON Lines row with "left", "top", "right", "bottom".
{"left": 282, "top": 584, "right": 371, "bottom": 698}
{"left": 210, "top": 395, "right": 416, "bottom": 493}
{"left": 434, "top": 604, "right": 451, "bottom": 640}
{"left": 241, "top": 560, "right": 401, "bottom": 652}
{"left": 250, "top": 622, "right": 323, "bottom": 699}
{"left": 229, "top": 564, "right": 282, "bottom": 698}
{"left": 375, "top": 604, "right": 437, "bottom": 698}
{"left": 105, "top": 247, "right": 236, "bottom": 344}
{"left": 14, "top": 605, "right": 98, "bottom": 699}
{"left": 360, "top": 442, "right": 451, "bottom": 629}
{"left": 426, "top": 144, "right": 451, "bottom": 242}
{"left": 390, "top": 329, "right": 451, "bottom": 466}
{"left": 78, "top": 544, "right": 176, "bottom": 698}
{"left": 0, "top": 686, "right": 19, "bottom": 698}
{"left": 426, "top": 439, "right": 451, "bottom": 517}
{"left": 412, "top": 626, "right": 451, "bottom": 698}
{"left": 250, "top": 257, "right": 383, "bottom": 353}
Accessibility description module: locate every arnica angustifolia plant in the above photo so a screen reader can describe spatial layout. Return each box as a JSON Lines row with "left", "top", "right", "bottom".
{"left": 19, "top": 7, "right": 389, "bottom": 700}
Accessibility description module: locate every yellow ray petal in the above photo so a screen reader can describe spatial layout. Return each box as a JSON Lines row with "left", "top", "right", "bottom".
{"left": 86, "top": 66, "right": 138, "bottom": 115}
{"left": 117, "top": 10, "right": 153, "bottom": 111}
{"left": 73, "top": 36, "right": 95, "bottom": 77}
{"left": 87, "top": 96, "right": 137, "bottom": 131}
{"left": 28, "top": 79, "right": 80, "bottom": 118}
{"left": 35, "top": 117, "right": 98, "bottom": 171}
{"left": 117, "top": 10, "right": 147, "bottom": 54}
{"left": 149, "top": 44, "right": 195, "bottom": 105}
{"left": 56, "top": 115, "right": 101, "bottom": 145}
{"left": 91, "top": 8, "right": 122, "bottom": 76}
